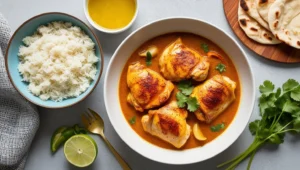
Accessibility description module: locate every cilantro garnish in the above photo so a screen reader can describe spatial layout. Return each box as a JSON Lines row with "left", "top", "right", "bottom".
{"left": 215, "top": 63, "right": 226, "bottom": 73}
{"left": 201, "top": 43, "right": 209, "bottom": 53}
{"left": 259, "top": 80, "right": 274, "bottom": 96}
{"left": 176, "top": 92, "right": 188, "bottom": 108}
{"left": 129, "top": 116, "right": 136, "bottom": 125}
{"left": 146, "top": 51, "right": 152, "bottom": 66}
{"left": 176, "top": 80, "right": 199, "bottom": 112}
{"left": 176, "top": 91, "right": 199, "bottom": 112}
{"left": 219, "top": 79, "right": 300, "bottom": 170}
{"left": 178, "top": 80, "right": 194, "bottom": 96}
{"left": 186, "top": 97, "right": 199, "bottom": 112}
{"left": 210, "top": 123, "right": 225, "bottom": 132}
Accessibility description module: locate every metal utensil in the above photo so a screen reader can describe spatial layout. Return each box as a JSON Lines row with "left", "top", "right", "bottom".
{"left": 82, "top": 108, "right": 131, "bottom": 170}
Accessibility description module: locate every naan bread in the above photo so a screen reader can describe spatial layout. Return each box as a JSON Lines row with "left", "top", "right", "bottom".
{"left": 268, "top": 0, "right": 300, "bottom": 49}
{"left": 257, "top": 0, "right": 276, "bottom": 22}
{"left": 240, "top": 0, "right": 270, "bottom": 30}
{"left": 238, "top": 2, "right": 281, "bottom": 44}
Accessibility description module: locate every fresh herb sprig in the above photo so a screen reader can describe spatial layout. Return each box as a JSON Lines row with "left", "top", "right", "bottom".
{"left": 178, "top": 80, "right": 194, "bottom": 96}
{"left": 146, "top": 52, "right": 152, "bottom": 66}
{"left": 176, "top": 80, "right": 199, "bottom": 112}
{"left": 218, "top": 79, "right": 300, "bottom": 170}
{"left": 129, "top": 116, "right": 136, "bottom": 125}
{"left": 211, "top": 123, "right": 225, "bottom": 132}
{"left": 201, "top": 43, "right": 209, "bottom": 53}
{"left": 216, "top": 63, "right": 226, "bottom": 73}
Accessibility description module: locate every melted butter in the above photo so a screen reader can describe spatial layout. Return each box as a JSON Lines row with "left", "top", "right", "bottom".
{"left": 88, "top": 0, "right": 136, "bottom": 29}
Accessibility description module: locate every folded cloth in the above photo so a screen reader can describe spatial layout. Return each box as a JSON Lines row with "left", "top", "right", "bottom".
{"left": 0, "top": 13, "right": 39, "bottom": 170}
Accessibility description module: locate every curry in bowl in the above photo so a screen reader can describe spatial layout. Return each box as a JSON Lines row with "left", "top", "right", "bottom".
{"left": 119, "top": 32, "right": 240, "bottom": 149}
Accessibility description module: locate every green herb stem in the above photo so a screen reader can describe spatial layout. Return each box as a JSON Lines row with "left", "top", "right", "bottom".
{"left": 278, "top": 121, "right": 293, "bottom": 132}
{"left": 270, "top": 110, "right": 284, "bottom": 130}
{"left": 224, "top": 141, "right": 262, "bottom": 170}
{"left": 218, "top": 79, "right": 300, "bottom": 169}
{"left": 247, "top": 149, "right": 257, "bottom": 170}
{"left": 218, "top": 139, "right": 261, "bottom": 168}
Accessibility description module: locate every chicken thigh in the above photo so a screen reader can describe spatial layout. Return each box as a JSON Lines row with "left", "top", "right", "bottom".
{"left": 141, "top": 101, "right": 191, "bottom": 148}
{"left": 127, "top": 62, "right": 174, "bottom": 112}
{"left": 191, "top": 75, "right": 236, "bottom": 123}
{"left": 159, "top": 38, "right": 210, "bottom": 82}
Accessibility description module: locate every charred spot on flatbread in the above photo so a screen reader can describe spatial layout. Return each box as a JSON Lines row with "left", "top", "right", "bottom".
{"left": 273, "top": 21, "right": 278, "bottom": 28}
{"left": 240, "top": 0, "right": 249, "bottom": 11}
{"left": 250, "top": 27, "right": 258, "bottom": 32}
{"left": 259, "top": 0, "right": 268, "bottom": 4}
{"left": 275, "top": 11, "right": 280, "bottom": 18}
{"left": 239, "top": 19, "right": 247, "bottom": 26}
{"left": 263, "top": 33, "right": 273, "bottom": 41}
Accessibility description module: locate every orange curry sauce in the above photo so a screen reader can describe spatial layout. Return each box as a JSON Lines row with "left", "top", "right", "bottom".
{"left": 119, "top": 33, "right": 241, "bottom": 150}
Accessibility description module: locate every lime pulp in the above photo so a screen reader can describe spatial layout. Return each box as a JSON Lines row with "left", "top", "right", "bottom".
{"left": 64, "top": 134, "right": 98, "bottom": 167}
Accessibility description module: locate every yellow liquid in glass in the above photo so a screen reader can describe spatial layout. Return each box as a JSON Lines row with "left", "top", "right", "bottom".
{"left": 88, "top": 0, "right": 136, "bottom": 29}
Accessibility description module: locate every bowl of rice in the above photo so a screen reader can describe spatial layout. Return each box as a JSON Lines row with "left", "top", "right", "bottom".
{"left": 5, "top": 12, "right": 104, "bottom": 108}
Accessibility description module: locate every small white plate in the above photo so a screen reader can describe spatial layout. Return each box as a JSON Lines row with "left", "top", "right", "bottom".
{"left": 104, "top": 17, "right": 255, "bottom": 164}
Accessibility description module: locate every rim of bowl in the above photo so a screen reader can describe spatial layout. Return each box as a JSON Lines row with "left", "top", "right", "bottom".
{"left": 104, "top": 17, "right": 255, "bottom": 164}
{"left": 5, "top": 12, "right": 104, "bottom": 109}
{"left": 83, "top": 0, "right": 139, "bottom": 34}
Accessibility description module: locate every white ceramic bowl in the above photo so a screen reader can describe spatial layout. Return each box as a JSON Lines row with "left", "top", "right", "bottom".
{"left": 104, "top": 17, "right": 255, "bottom": 164}
{"left": 83, "top": 0, "right": 139, "bottom": 34}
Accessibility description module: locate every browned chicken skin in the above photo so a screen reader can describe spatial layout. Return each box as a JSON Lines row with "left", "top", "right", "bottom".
{"left": 191, "top": 75, "right": 236, "bottom": 123}
{"left": 159, "top": 38, "right": 210, "bottom": 82}
{"left": 141, "top": 101, "right": 191, "bottom": 148}
{"left": 127, "top": 62, "right": 174, "bottom": 112}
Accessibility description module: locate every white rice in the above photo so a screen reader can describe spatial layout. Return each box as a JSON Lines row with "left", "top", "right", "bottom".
{"left": 18, "top": 21, "right": 98, "bottom": 101}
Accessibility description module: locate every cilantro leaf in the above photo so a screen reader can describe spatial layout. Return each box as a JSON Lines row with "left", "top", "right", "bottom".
{"left": 259, "top": 80, "right": 274, "bottom": 96}
{"left": 178, "top": 80, "right": 194, "bottom": 95}
{"left": 176, "top": 92, "right": 199, "bottom": 112}
{"left": 283, "top": 100, "right": 300, "bottom": 114}
{"left": 215, "top": 63, "right": 226, "bottom": 73}
{"left": 146, "top": 52, "right": 152, "bottom": 66}
{"left": 259, "top": 94, "right": 277, "bottom": 115}
{"left": 275, "top": 88, "right": 281, "bottom": 98}
{"left": 265, "top": 107, "right": 280, "bottom": 119}
{"left": 269, "top": 123, "right": 285, "bottom": 144}
{"left": 291, "top": 86, "right": 300, "bottom": 101}
{"left": 219, "top": 79, "right": 300, "bottom": 170}
{"left": 249, "top": 120, "right": 260, "bottom": 135}
{"left": 291, "top": 110, "right": 300, "bottom": 118}
{"left": 186, "top": 97, "right": 199, "bottom": 112}
{"left": 283, "top": 79, "right": 299, "bottom": 93}
{"left": 275, "top": 93, "right": 290, "bottom": 110}
{"left": 129, "top": 116, "right": 136, "bottom": 125}
{"left": 259, "top": 95, "right": 269, "bottom": 115}
{"left": 256, "top": 128, "right": 271, "bottom": 140}
{"left": 268, "top": 134, "right": 284, "bottom": 144}
{"left": 292, "top": 117, "right": 300, "bottom": 132}
{"left": 201, "top": 43, "right": 209, "bottom": 53}
{"left": 176, "top": 92, "right": 188, "bottom": 108}
{"left": 210, "top": 123, "right": 225, "bottom": 132}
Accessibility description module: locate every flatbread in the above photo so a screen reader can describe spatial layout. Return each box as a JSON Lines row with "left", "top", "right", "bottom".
{"left": 240, "top": 0, "right": 270, "bottom": 30}
{"left": 268, "top": 0, "right": 300, "bottom": 49}
{"left": 238, "top": 2, "right": 281, "bottom": 44}
{"left": 257, "top": 0, "right": 276, "bottom": 22}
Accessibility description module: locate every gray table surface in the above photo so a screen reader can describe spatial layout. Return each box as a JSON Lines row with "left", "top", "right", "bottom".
{"left": 1, "top": 0, "right": 300, "bottom": 170}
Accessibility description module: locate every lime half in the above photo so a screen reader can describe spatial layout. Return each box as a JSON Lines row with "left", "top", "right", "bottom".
{"left": 64, "top": 134, "right": 98, "bottom": 167}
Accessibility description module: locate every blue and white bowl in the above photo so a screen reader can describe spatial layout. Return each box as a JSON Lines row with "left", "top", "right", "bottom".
{"left": 5, "top": 12, "right": 104, "bottom": 108}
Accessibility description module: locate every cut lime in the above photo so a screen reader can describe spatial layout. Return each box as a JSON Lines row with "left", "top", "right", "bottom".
{"left": 51, "top": 126, "right": 68, "bottom": 153}
{"left": 64, "top": 134, "right": 98, "bottom": 167}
